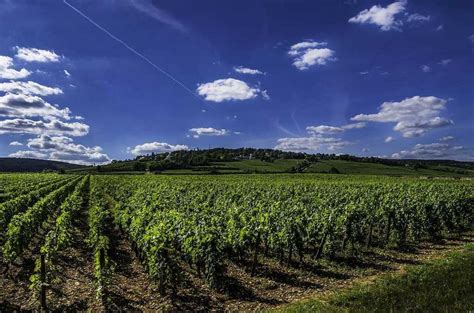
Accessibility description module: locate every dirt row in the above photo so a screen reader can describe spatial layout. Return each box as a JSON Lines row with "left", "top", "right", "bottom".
{"left": 1, "top": 207, "right": 473, "bottom": 312}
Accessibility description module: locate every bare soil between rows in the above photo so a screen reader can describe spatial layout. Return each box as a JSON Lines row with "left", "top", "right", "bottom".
{"left": 1, "top": 225, "right": 473, "bottom": 312}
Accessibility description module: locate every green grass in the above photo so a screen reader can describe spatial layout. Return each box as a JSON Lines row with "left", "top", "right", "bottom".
{"left": 306, "top": 160, "right": 474, "bottom": 177}
{"left": 69, "top": 158, "right": 474, "bottom": 178}
{"left": 217, "top": 159, "right": 302, "bottom": 173}
{"left": 273, "top": 244, "right": 474, "bottom": 313}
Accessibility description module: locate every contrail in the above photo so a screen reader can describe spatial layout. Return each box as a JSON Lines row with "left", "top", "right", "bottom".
{"left": 63, "top": 0, "right": 205, "bottom": 104}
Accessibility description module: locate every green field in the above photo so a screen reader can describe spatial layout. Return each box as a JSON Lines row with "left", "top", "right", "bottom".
{"left": 1, "top": 173, "right": 473, "bottom": 311}
{"left": 71, "top": 157, "right": 474, "bottom": 178}
{"left": 306, "top": 159, "right": 474, "bottom": 177}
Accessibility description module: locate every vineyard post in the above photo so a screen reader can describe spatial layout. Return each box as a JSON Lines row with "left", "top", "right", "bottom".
{"left": 365, "top": 223, "right": 373, "bottom": 250}
{"left": 40, "top": 253, "right": 47, "bottom": 311}
{"left": 385, "top": 217, "right": 391, "bottom": 245}
{"left": 99, "top": 248, "right": 106, "bottom": 303}
{"left": 315, "top": 231, "right": 328, "bottom": 260}
{"left": 250, "top": 233, "right": 260, "bottom": 277}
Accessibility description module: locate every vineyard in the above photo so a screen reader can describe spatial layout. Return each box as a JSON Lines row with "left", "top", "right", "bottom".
{"left": 0, "top": 173, "right": 473, "bottom": 311}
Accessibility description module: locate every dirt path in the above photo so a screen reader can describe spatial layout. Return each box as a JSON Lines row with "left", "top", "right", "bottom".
{"left": 47, "top": 208, "right": 99, "bottom": 311}
{"left": 106, "top": 228, "right": 166, "bottom": 311}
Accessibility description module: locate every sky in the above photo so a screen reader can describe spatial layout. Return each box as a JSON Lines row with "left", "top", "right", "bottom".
{"left": 0, "top": 0, "right": 473, "bottom": 164}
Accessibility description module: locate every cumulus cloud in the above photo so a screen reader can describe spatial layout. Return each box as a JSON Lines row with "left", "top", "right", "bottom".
{"left": 288, "top": 41, "right": 336, "bottom": 70}
{"left": 197, "top": 78, "right": 267, "bottom": 102}
{"left": 392, "top": 143, "right": 466, "bottom": 159}
{"left": 8, "top": 150, "right": 47, "bottom": 159}
{"left": 385, "top": 136, "right": 395, "bottom": 143}
{"left": 0, "top": 118, "right": 89, "bottom": 137}
{"left": 0, "top": 56, "right": 31, "bottom": 79}
{"left": 233, "top": 66, "right": 265, "bottom": 75}
{"left": 351, "top": 96, "right": 453, "bottom": 138}
{"left": 189, "top": 127, "right": 230, "bottom": 138}
{"left": 0, "top": 81, "right": 63, "bottom": 96}
{"left": 307, "top": 125, "right": 344, "bottom": 135}
{"left": 21, "top": 135, "right": 110, "bottom": 165}
{"left": 0, "top": 93, "right": 71, "bottom": 120}
{"left": 0, "top": 47, "right": 108, "bottom": 165}
{"left": 275, "top": 121, "right": 364, "bottom": 152}
{"left": 349, "top": 1, "right": 407, "bottom": 31}
{"left": 275, "top": 136, "right": 350, "bottom": 151}
{"left": 129, "top": 141, "right": 188, "bottom": 155}
{"left": 15, "top": 47, "right": 60, "bottom": 63}
{"left": 421, "top": 65, "right": 431, "bottom": 73}
{"left": 306, "top": 122, "right": 366, "bottom": 135}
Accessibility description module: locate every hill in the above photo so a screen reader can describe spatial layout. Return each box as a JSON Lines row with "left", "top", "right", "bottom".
{"left": 70, "top": 148, "right": 474, "bottom": 178}
{"left": 0, "top": 158, "right": 84, "bottom": 172}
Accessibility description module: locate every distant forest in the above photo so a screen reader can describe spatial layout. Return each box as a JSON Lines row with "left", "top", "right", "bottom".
{"left": 0, "top": 158, "right": 83, "bottom": 172}
{"left": 103, "top": 148, "right": 474, "bottom": 173}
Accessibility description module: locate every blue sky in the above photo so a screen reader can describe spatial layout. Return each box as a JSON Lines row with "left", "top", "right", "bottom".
{"left": 0, "top": 0, "right": 472, "bottom": 164}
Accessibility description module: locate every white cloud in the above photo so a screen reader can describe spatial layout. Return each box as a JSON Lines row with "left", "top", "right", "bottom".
{"left": 189, "top": 127, "right": 230, "bottom": 138}
{"left": 64, "top": 69, "right": 71, "bottom": 77}
{"left": 438, "top": 59, "right": 451, "bottom": 66}
{"left": 385, "top": 136, "right": 395, "bottom": 143}
{"left": 129, "top": 141, "right": 188, "bottom": 155}
{"left": 362, "top": 148, "right": 370, "bottom": 152}
{"left": 197, "top": 78, "right": 266, "bottom": 102}
{"left": 233, "top": 66, "right": 265, "bottom": 75}
{"left": 440, "top": 135, "right": 454, "bottom": 142}
{"left": 8, "top": 150, "right": 47, "bottom": 159}
{"left": 360, "top": 71, "right": 369, "bottom": 75}
{"left": 407, "top": 13, "right": 430, "bottom": 23}
{"left": 469, "top": 34, "right": 474, "bottom": 43}
{"left": 0, "top": 118, "right": 89, "bottom": 137}
{"left": 15, "top": 47, "right": 60, "bottom": 63}
{"left": 23, "top": 135, "right": 110, "bottom": 165}
{"left": 342, "top": 122, "right": 366, "bottom": 130}
{"left": 348, "top": 1, "right": 406, "bottom": 31}
{"left": 306, "top": 122, "right": 365, "bottom": 135}
{"left": 351, "top": 96, "right": 453, "bottom": 138}
{"left": 0, "top": 56, "right": 31, "bottom": 80}
{"left": 0, "top": 47, "right": 108, "bottom": 165}
{"left": 392, "top": 142, "right": 467, "bottom": 159}
{"left": 436, "top": 24, "right": 444, "bottom": 31}
{"left": 0, "top": 93, "right": 71, "bottom": 120}
{"left": 275, "top": 136, "right": 350, "bottom": 152}
{"left": 276, "top": 121, "right": 363, "bottom": 152}
{"left": 261, "top": 90, "right": 270, "bottom": 100}
{"left": 288, "top": 41, "right": 327, "bottom": 55}
{"left": 421, "top": 65, "right": 431, "bottom": 73}
{"left": 288, "top": 41, "right": 336, "bottom": 70}
{"left": 307, "top": 125, "right": 344, "bottom": 135}
{"left": 0, "top": 81, "right": 63, "bottom": 96}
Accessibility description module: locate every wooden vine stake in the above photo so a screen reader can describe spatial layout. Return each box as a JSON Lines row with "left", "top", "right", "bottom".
{"left": 40, "top": 253, "right": 47, "bottom": 311}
